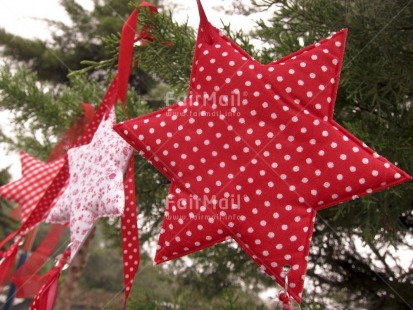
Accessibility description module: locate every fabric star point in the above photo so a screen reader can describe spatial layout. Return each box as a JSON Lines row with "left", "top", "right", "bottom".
{"left": 0, "top": 152, "right": 65, "bottom": 223}
{"left": 113, "top": 3, "right": 411, "bottom": 303}
{"left": 47, "top": 108, "right": 133, "bottom": 258}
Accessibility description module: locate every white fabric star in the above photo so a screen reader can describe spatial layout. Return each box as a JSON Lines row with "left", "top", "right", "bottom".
{"left": 47, "top": 108, "right": 133, "bottom": 258}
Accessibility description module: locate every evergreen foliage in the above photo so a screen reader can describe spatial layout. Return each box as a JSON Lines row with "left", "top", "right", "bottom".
{"left": 0, "top": 168, "right": 18, "bottom": 240}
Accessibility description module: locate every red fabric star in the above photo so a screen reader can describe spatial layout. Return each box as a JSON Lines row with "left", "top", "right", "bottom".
{"left": 0, "top": 152, "right": 65, "bottom": 223}
{"left": 114, "top": 0, "right": 411, "bottom": 303}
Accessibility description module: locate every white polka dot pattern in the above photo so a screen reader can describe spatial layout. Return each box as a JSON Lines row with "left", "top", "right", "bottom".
{"left": 121, "top": 156, "right": 140, "bottom": 303}
{"left": 114, "top": 19, "right": 411, "bottom": 305}
{"left": 47, "top": 108, "right": 133, "bottom": 258}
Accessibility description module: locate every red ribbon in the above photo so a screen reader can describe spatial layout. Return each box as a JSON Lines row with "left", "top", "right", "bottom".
{"left": 0, "top": 232, "right": 21, "bottom": 289}
{"left": 0, "top": 231, "right": 18, "bottom": 251}
{"left": 121, "top": 155, "right": 140, "bottom": 307}
{"left": 47, "top": 103, "right": 95, "bottom": 162}
{"left": 0, "top": 238, "right": 20, "bottom": 286}
{"left": 29, "top": 250, "right": 70, "bottom": 310}
{"left": 117, "top": 2, "right": 158, "bottom": 112}
{"left": 118, "top": 9, "right": 138, "bottom": 110}
{"left": 12, "top": 225, "right": 66, "bottom": 298}
{"left": 117, "top": 3, "right": 159, "bottom": 306}
{"left": 135, "top": 2, "right": 159, "bottom": 45}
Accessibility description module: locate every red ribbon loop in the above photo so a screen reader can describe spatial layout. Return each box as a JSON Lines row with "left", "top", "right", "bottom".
{"left": 117, "top": 2, "right": 158, "bottom": 114}
{"left": 118, "top": 9, "right": 138, "bottom": 108}
{"left": 196, "top": 0, "right": 213, "bottom": 44}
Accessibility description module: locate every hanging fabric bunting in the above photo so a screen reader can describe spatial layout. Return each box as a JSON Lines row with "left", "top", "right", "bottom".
{"left": 1, "top": 2, "right": 157, "bottom": 307}
{"left": 7, "top": 76, "right": 128, "bottom": 308}
{"left": 45, "top": 3, "right": 159, "bottom": 305}
{"left": 0, "top": 103, "right": 95, "bottom": 289}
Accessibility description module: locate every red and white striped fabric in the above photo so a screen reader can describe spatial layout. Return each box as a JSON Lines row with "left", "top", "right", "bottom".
{"left": 0, "top": 152, "right": 65, "bottom": 223}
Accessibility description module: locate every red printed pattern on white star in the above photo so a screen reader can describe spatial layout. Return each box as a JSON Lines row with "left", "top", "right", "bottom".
{"left": 47, "top": 108, "right": 133, "bottom": 258}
